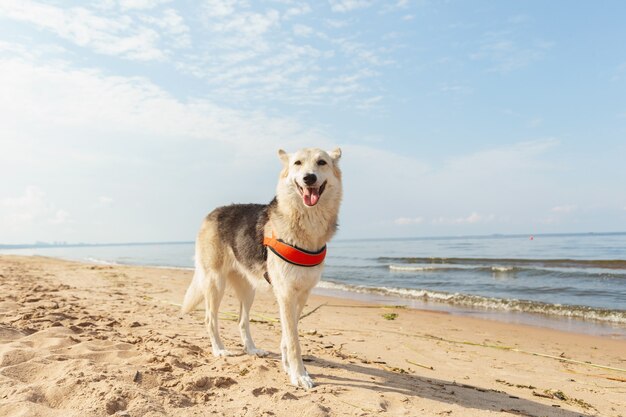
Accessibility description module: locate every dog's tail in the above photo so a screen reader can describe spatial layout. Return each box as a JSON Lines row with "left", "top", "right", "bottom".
{"left": 181, "top": 248, "right": 205, "bottom": 314}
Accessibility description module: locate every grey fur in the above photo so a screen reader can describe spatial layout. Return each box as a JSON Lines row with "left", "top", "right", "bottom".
{"left": 212, "top": 197, "right": 277, "bottom": 272}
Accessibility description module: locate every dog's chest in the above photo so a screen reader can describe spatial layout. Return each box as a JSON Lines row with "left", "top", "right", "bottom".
{"left": 266, "top": 254, "right": 323, "bottom": 292}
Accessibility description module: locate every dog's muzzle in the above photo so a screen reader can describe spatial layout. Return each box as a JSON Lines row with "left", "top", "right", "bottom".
{"left": 295, "top": 180, "right": 327, "bottom": 207}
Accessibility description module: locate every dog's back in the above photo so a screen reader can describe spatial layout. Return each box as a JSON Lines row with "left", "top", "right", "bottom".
{"left": 181, "top": 201, "right": 275, "bottom": 314}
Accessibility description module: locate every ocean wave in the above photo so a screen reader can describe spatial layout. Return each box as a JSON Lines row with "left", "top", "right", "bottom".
{"left": 389, "top": 265, "right": 451, "bottom": 272}
{"left": 84, "top": 257, "right": 117, "bottom": 265}
{"left": 317, "top": 281, "right": 626, "bottom": 324}
{"left": 83, "top": 257, "right": 193, "bottom": 270}
{"left": 389, "top": 264, "right": 520, "bottom": 274}
{"left": 491, "top": 266, "right": 515, "bottom": 273}
{"left": 379, "top": 256, "right": 626, "bottom": 270}
{"left": 387, "top": 263, "right": 626, "bottom": 280}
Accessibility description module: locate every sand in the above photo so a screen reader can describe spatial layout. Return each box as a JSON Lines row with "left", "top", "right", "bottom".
{"left": 0, "top": 255, "right": 624, "bottom": 417}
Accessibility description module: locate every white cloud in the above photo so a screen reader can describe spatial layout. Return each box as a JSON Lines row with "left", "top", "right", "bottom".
{"left": 441, "top": 139, "right": 559, "bottom": 175}
{"left": 293, "top": 24, "right": 314, "bottom": 37}
{"left": 551, "top": 205, "right": 577, "bottom": 213}
{"left": 202, "top": 0, "right": 238, "bottom": 18}
{"left": 324, "top": 19, "right": 350, "bottom": 28}
{"left": 356, "top": 95, "right": 383, "bottom": 110}
{"left": 49, "top": 210, "right": 71, "bottom": 225}
{"left": 538, "top": 216, "right": 559, "bottom": 225}
{"left": 333, "top": 37, "right": 393, "bottom": 66}
{"left": 394, "top": 217, "right": 424, "bottom": 225}
{"left": 118, "top": 0, "right": 172, "bottom": 11}
{"left": 440, "top": 83, "right": 473, "bottom": 95}
{"left": 329, "top": 0, "right": 372, "bottom": 13}
{"left": 381, "top": 0, "right": 411, "bottom": 12}
{"left": 0, "top": 57, "right": 282, "bottom": 143}
{"left": 432, "top": 212, "right": 493, "bottom": 225}
{"left": 140, "top": 8, "right": 191, "bottom": 48}
{"left": 2, "top": 186, "right": 44, "bottom": 211}
{"left": 470, "top": 31, "right": 554, "bottom": 73}
{"left": 98, "top": 196, "right": 115, "bottom": 206}
{"left": 284, "top": 3, "right": 312, "bottom": 19}
{"left": 0, "top": 0, "right": 166, "bottom": 61}
{"left": 39, "top": 0, "right": 379, "bottom": 108}
{"left": 0, "top": 55, "right": 336, "bottom": 166}
{"left": 464, "top": 212, "right": 484, "bottom": 224}
{"left": 211, "top": 9, "right": 280, "bottom": 38}
{"left": 178, "top": 11, "right": 388, "bottom": 107}
{"left": 0, "top": 186, "right": 71, "bottom": 235}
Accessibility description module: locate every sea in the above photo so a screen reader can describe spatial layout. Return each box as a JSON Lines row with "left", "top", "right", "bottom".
{"left": 3, "top": 232, "right": 626, "bottom": 338}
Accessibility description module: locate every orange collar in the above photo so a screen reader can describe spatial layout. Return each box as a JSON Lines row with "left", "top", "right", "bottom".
{"left": 263, "top": 232, "right": 327, "bottom": 268}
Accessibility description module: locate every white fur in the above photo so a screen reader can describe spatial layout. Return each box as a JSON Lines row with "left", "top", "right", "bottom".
{"left": 182, "top": 147, "right": 342, "bottom": 389}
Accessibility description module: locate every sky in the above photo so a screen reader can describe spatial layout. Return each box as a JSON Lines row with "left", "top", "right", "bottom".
{"left": 1, "top": 0, "right": 625, "bottom": 244}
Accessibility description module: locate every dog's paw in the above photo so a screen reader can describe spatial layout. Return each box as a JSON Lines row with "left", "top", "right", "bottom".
{"left": 212, "top": 348, "right": 235, "bottom": 357}
{"left": 290, "top": 371, "right": 315, "bottom": 389}
{"left": 297, "top": 374, "right": 315, "bottom": 389}
{"left": 245, "top": 347, "right": 269, "bottom": 357}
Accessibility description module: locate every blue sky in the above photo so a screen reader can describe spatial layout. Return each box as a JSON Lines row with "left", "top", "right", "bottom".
{"left": 1, "top": 0, "right": 625, "bottom": 243}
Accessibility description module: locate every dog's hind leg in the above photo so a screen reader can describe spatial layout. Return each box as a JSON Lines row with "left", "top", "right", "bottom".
{"left": 280, "top": 336, "right": 288, "bottom": 374}
{"left": 229, "top": 274, "right": 268, "bottom": 357}
{"left": 277, "top": 293, "right": 314, "bottom": 389}
{"left": 203, "top": 272, "right": 232, "bottom": 357}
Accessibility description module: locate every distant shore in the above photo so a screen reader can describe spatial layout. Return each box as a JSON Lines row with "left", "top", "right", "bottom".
{"left": 3, "top": 230, "right": 626, "bottom": 249}
{"left": 1, "top": 255, "right": 625, "bottom": 416}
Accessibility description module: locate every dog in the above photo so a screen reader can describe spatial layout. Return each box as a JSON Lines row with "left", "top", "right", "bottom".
{"left": 181, "top": 147, "right": 342, "bottom": 389}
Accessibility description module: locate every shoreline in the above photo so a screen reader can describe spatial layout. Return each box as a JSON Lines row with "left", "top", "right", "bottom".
{"left": 313, "top": 286, "right": 626, "bottom": 340}
{"left": 1, "top": 255, "right": 625, "bottom": 416}
{"left": 4, "top": 252, "right": 626, "bottom": 339}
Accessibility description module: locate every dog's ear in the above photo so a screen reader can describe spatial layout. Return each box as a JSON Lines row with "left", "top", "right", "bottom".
{"left": 278, "top": 149, "right": 289, "bottom": 165}
{"left": 329, "top": 147, "right": 342, "bottom": 162}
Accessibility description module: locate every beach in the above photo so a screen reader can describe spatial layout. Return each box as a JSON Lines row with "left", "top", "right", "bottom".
{"left": 1, "top": 255, "right": 624, "bottom": 417}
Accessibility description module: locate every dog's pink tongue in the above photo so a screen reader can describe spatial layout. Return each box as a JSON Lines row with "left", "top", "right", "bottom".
{"left": 303, "top": 188, "right": 320, "bottom": 206}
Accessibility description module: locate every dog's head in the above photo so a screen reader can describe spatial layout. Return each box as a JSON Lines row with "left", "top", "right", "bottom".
{"left": 276, "top": 147, "right": 342, "bottom": 208}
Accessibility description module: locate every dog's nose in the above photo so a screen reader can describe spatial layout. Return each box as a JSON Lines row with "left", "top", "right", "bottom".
{"left": 303, "top": 174, "right": 317, "bottom": 186}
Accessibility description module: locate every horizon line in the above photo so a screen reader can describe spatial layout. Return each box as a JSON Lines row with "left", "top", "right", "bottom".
{"left": 1, "top": 231, "right": 626, "bottom": 249}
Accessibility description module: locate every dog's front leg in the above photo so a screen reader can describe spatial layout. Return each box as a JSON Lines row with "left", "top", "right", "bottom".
{"left": 277, "top": 295, "right": 314, "bottom": 389}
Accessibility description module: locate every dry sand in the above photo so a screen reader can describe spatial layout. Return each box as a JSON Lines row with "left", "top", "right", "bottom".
{"left": 0, "top": 255, "right": 625, "bottom": 417}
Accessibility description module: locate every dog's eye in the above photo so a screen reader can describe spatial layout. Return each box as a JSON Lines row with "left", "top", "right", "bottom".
{"left": 317, "top": 160, "right": 327, "bottom": 166}
{"left": 294, "top": 160, "right": 301, "bottom": 166}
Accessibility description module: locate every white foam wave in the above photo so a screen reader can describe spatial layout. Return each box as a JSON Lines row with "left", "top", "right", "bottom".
{"left": 84, "top": 257, "right": 117, "bottom": 265}
{"left": 389, "top": 265, "right": 441, "bottom": 272}
{"left": 317, "top": 280, "right": 626, "bottom": 324}
{"left": 491, "top": 266, "right": 515, "bottom": 272}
